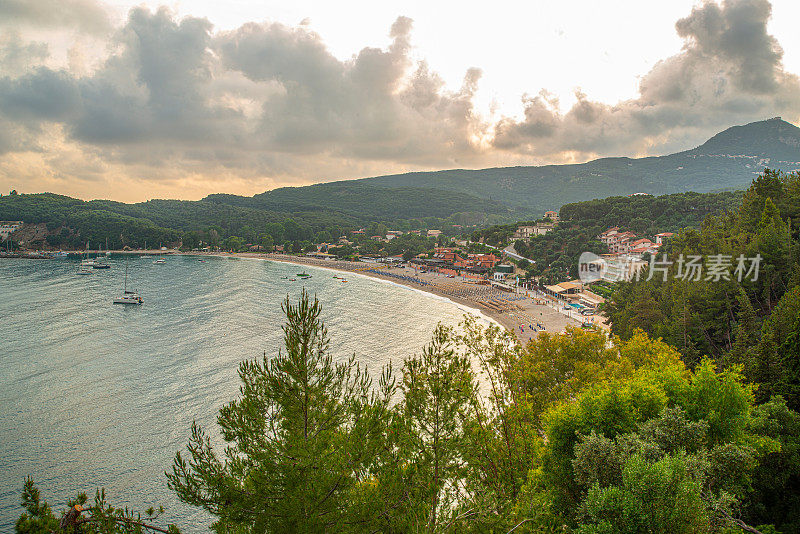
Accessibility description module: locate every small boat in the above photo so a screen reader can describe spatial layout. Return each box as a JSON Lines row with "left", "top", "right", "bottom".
{"left": 297, "top": 272, "right": 311, "bottom": 278}
{"left": 153, "top": 258, "right": 166, "bottom": 264}
{"left": 114, "top": 261, "right": 142, "bottom": 305}
{"left": 290, "top": 278, "right": 296, "bottom": 281}
{"left": 341, "top": 279, "right": 348, "bottom": 283}
{"left": 333, "top": 275, "right": 340, "bottom": 279}
{"left": 93, "top": 258, "right": 110, "bottom": 269}
{"left": 114, "top": 291, "right": 143, "bottom": 305}
{"left": 198, "top": 259, "right": 207, "bottom": 263}
{"left": 77, "top": 242, "right": 94, "bottom": 274}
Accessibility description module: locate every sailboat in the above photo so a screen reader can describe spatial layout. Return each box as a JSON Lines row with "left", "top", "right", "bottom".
{"left": 113, "top": 260, "right": 143, "bottom": 304}
{"left": 93, "top": 240, "right": 110, "bottom": 268}
{"left": 76, "top": 242, "right": 93, "bottom": 275}
{"left": 80, "top": 241, "right": 96, "bottom": 267}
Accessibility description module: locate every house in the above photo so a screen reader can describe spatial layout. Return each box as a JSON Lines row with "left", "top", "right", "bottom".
{"left": 469, "top": 253, "right": 500, "bottom": 269}
{"left": 598, "top": 227, "right": 620, "bottom": 244}
{"left": 0, "top": 221, "right": 22, "bottom": 241}
{"left": 544, "top": 210, "right": 559, "bottom": 222}
{"left": 655, "top": 232, "right": 675, "bottom": 245}
{"left": 605, "top": 231, "right": 638, "bottom": 254}
{"left": 513, "top": 223, "right": 553, "bottom": 240}
{"left": 427, "top": 229, "right": 442, "bottom": 238}
{"left": 513, "top": 226, "right": 537, "bottom": 239}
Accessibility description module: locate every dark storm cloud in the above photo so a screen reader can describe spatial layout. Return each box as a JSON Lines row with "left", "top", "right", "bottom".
{"left": 0, "top": 0, "right": 112, "bottom": 35}
{"left": 493, "top": 0, "right": 800, "bottom": 157}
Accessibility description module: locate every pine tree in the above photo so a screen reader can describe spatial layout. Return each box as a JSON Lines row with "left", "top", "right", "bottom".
{"left": 396, "top": 324, "right": 476, "bottom": 531}
{"left": 727, "top": 287, "right": 759, "bottom": 370}
{"left": 167, "top": 290, "right": 395, "bottom": 533}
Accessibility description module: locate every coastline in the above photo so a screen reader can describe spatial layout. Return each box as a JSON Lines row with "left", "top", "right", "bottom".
{"left": 255, "top": 253, "right": 507, "bottom": 330}
{"left": 188, "top": 252, "right": 581, "bottom": 341}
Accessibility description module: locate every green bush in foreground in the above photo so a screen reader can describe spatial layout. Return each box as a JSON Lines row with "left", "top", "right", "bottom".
{"left": 19, "top": 291, "right": 798, "bottom": 533}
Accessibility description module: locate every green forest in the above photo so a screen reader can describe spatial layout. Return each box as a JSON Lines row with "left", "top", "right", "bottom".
{"left": 472, "top": 190, "right": 742, "bottom": 284}
{"left": 604, "top": 169, "right": 800, "bottom": 397}
{"left": 0, "top": 182, "right": 521, "bottom": 251}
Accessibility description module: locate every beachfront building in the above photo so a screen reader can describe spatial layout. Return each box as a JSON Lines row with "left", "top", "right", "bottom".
{"left": 0, "top": 221, "right": 22, "bottom": 241}
{"left": 420, "top": 249, "right": 501, "bottom": 278}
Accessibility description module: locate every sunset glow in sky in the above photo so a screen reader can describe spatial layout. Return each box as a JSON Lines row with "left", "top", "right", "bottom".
{"left": 2, "top": 0, "right": 800, "bottom": 201}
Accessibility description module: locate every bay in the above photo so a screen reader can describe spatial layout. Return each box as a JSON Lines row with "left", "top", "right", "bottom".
{"left": 0, "top": 255, "right": 481, "bottom": 531}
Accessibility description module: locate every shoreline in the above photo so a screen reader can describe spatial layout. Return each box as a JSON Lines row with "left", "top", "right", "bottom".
{"left": 5, "top": 249, "right": 585, "bottom": 340}
{"left": 194, "top": 252, "right": 581, "bottom": 341}
{"left": 252, "top": 254, "right": 508, "bottom": 330}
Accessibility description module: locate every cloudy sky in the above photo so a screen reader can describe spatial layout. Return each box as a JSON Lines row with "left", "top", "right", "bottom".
{"left": 1, "top": 0, "right": 800, "bottom": 202}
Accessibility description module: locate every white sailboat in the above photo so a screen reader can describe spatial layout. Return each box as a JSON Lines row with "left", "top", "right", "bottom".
{"left": 113, "top": 260, "right": 143, "bottom": 305}
{"left": 77, "top": 242, "right": 93, "bottom": 275}
{"left": 80, "top": 241, "right": 96, "bottom": 267}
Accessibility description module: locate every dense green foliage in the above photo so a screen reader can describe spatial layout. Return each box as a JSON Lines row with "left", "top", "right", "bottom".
{"left": 0, "top": 181, "right": 518, "bottom": 251}
{"left": 605, "top": 170, "right": 800, "bottom": 405}
{"left": 16, "top": 478, "right": 178, "bottom": 533}
{"left": 19, "top": 290, "right": 799, "bottom": 533}
{"left": 205, "top": 182, "right": 515, "bottom": 221}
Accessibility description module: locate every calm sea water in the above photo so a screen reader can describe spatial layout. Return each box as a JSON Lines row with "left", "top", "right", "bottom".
{"left": 0, "top": 255, "right": 481, "bottom": 532}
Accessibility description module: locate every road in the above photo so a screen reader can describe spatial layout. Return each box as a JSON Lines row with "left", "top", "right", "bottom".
{"left": 503, "top": 244, "right": 526, "bottom": 262}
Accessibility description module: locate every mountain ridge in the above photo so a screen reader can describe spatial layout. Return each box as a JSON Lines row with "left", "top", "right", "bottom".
{"left": 326, "top": 117, "right": 800, "bottom": 212}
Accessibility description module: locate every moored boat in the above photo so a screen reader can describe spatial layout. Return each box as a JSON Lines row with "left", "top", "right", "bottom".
{"left": 114, "top": 260, "right": 142, "bottom": 305}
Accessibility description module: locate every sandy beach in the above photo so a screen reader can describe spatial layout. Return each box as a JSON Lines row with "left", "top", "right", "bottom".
{"left": 204, "top": 252, "right": 589, "bottom": 342}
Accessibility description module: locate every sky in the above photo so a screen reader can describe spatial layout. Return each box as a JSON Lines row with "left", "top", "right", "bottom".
{"left": 1, "top": 0, "right": 800, "bottom": 202}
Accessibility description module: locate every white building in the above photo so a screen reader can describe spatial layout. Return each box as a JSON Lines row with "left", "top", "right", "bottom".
{"left": 0, "top": 221, "right": 22, "bottom": 241}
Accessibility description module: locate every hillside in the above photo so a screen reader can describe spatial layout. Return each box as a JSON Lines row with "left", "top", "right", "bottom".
{"left": 0, "top": 182, "right": 515, "bottom": 249}
{"left": 345, "top": 117, "right": 800, "bottom": 212}
{"left": 203, "top": 182, "right": 516, "bottom": 220}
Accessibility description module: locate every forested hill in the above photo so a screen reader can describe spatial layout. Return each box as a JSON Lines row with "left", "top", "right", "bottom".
{"left": 472, "top": 189, "right": 742, "bottom": 284}
{"left": 0, "top": 183, "right": 517, "bottom": 249}
{"left": 203, "top": 182, "right": 515, "bottom": 220}
{"left": 345, "top": 117, "right": 800, "bottom": 212}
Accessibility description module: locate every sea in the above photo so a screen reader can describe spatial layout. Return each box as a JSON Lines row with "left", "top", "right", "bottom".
{"left": 0, "top": 255, "right": 485, "bottom": 532}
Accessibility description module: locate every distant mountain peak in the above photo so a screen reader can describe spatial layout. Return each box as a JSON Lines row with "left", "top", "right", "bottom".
{"left": 691, "top": 117, "right": 800, "bottom": 158}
